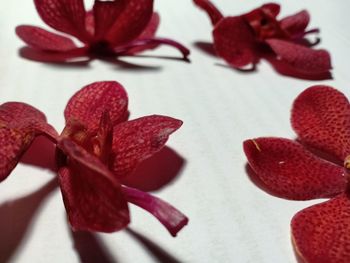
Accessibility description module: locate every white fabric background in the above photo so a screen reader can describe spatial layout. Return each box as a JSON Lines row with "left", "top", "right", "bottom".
{"left": 1, "top": 0, "right": 349, "bottom": 262}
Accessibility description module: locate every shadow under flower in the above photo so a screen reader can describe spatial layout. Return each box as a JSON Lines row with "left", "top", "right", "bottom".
{"left": 193, "top": 41, "right": 216, "bottom": 57}
{"left": 0, "top": 178, "right": 58, "bottom": 262}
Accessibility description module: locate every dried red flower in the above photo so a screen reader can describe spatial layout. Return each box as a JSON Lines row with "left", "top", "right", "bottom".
{"left": 194, "top": 1, "right": 331, "bottom": 77}
{"left": 0, "top": 81, "right": 188, "bottom": 236}
{"left": 244, "top": 86, "right": 350, "bottom": 262}
{"left": 16, "top": 0, "right": 190, "bottom": 63}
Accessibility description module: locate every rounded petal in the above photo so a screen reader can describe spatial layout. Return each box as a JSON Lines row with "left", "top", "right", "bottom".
{"left": 266, "top": 39, "right": 332, "bottom": 74}
{"left": 280, "top": 10, "right": 310, "bottom": 36}
{"left": 213, "top": 16, "right": 256, "bottom": 68}
{"left": 111, "top": 115, "right": 182, "bottom": 178}
{"left": 261, "top": 3, "right": 280, "bottom": 17}
{"left": 193, "top": 0, "right": 223, "bottom": 25}
{"left": 292, "top": 194, "right": 350, "bottom": 263}
{"left": 16, "top": 25, "right": 78, "bottom": 52}
{"left": 34, "top": 0, "right": 89, "bottom": 41}
{"left": 58, "top": 139, "right": 130, "bottom": 232}
{"left": 137, "top": 12, "right": 160, "bottom": 40}
{"left": 243, "top": 138, "right": 347, "bottom": 200}
{"left": 292, "top": 86, "right": 350, "bottom": 161}
{"left": 64, "top": 81, "right": 128, "bottom": 132}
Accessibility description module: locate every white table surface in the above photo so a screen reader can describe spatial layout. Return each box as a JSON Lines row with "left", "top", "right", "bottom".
{"left": 1, "top": 0, "right": 350, "bottom": 262}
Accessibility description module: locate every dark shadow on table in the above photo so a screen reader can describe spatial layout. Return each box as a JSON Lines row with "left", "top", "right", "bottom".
{"left": 193, "top": 41, "right": 216, "bottom": 57}
{"left": 0, "top": 178, "right": 58, "bottom": 262}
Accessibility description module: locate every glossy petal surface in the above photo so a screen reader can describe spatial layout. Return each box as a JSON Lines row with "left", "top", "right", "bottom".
{"left": 213, "top": 16, "right": 256, "bottom": 68}
{"left": 111, "top": 115, "right": 182, "bottom": 178}
{"left": 34, "top": 0, "right": 88, "bottom": 41}
{"left": 123, "top": 186, "right": 188, "bottom": 236}
{"left": 292, "top": 86, "right": 350, "bottom": 161}
{"left": 266, "top": 39, "right": 331, "bottom": 74}
{"left": 16, "top": 25, "right": 78, "bottom": 52}
{"left": 193, "top": 0, "right": 223, "bottom": 25}
{"left": 292, "top": 194, "right": 350, "bottom": 263}
{"left": 64, "top": 81, "right": 128, "bottom": 132}
{"left": 280, "top": 10, "right": 310, "bottom": 36}
{"left": 58, "top": 139, "right": 129, "bottom": 232}
{"left": 243, "top": 138, "right": 346, "bottom": 200}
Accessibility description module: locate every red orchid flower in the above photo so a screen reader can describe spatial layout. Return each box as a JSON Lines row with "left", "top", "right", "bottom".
{"left": 244, "top": 86, "right": 350, "bottom": 262}
{"left": 194, "top": 0, "right": 331, "bottom": 76}
{"left": 0, "top": 81, "right": 188, "bottom": 236}
{"left": 16, "top": 0, "right": 190, "bottom": 63}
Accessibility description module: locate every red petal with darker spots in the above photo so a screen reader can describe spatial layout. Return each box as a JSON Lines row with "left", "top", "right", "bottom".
{"left": 292, "top": 86, "right": 350, "bottom": 161}
{"left": 193, "top": 0, "right": 223, "bottom": 25}
{"left": 0, "top": 102, "right": 58, "bottom": 181}
{"left": 111, "top": 115, "right": 183, "bottom": 178}
{"left": 58, "top": 139, "right": 130, "bottom": 232}
{"left": 16, "top": 25, "right": 78, "bottom": 52}
{"left": 292, "top": 194, "right": 350, "bottom": 263}
{"left": 280, "top": 10, "right": 310, "bottom": 36}
{"left": 213, "top": 16, "right": 256, "bottom": 68}
{"left": 266, "top": 39, "right": 331, "bottom": 74}
{"left": 64, "top": 81, "right": 128, "bottom": 132}
{"left": 243, "top": 138, "right": 346, "bottom": 200}
{"left": 34, "top": 0, "right": 89, "bottom": 41}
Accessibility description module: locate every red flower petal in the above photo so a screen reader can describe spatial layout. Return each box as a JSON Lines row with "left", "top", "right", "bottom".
{"left": 213, "top": 16, "right": 256, "bottom": 68}
{"left": 193, "top": 0, "right": 223, "bottom": 25}
{"left": 261, "top": 3, "right": 280, "bottom": 17}
{"left": 111, "top": 115, "right": 182, "bottom": 178}
{"left": 137, "top": 12, "right": 160, "bottom": 39}
{"left": 280, "top": 10, "right": 310, "bottom": 37}
{"left": 103, "top": 0, "right": 154, "bottom": 45}
{"left": 34, "top": 0, "right": 89, "bottom": 42}
{"left": 123, "top": 186, "right": 188, "bottom": 237}
{"left": 0, "top": 102, "right": 58, "bottom": 181}
{"left": 292, "top": 194, "right": 350, "bottom": 262}
{"left": 291, "top": 86, "right": 350, "bottom": 161}
{"left": 64, "top": 81, "right": 128, "bottom": 132}
{"left": 16, "top": 25, "right": 78, "bottom": 52}
{"left": 58, "top": 139, "right": 129, "bottom": 232}
{"left": 266, "top": 39, "right": 331, "bottom": 74}
{"left": 243, "top": 138, "right": 346, "bottom": 200}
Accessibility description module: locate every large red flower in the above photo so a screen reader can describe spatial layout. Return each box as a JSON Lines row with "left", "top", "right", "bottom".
{"left": 244, "top": 86, "right": 350, "bottom": 262}
{"left": 16, "top": 0, "right": 190, "bottom": 63}
{"left": 0, "top": 81, "right": 188, "bottom": 236}
{"left": 194, "top": 1, "right": 331, "bottom": 77}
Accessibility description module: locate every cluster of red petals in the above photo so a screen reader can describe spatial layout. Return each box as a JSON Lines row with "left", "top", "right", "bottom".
{"left": 244, "top": 86, "right": 350, "bottom": 262}
{"left": 0, "top": 81, "right": 188, "bottom": 236}
{"left": 194, "top": 0, "right": 331, "bottom": 76}
{"left": 16, "top": 0, "right": 190, "bottom": 63}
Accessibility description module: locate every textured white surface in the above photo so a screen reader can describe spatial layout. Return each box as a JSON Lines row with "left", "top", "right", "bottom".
{"left": 1, "top": 0, "right": 350, "bottom": 262}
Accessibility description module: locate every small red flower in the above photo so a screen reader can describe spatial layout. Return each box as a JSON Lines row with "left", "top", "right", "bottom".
{"left": 16, "top": 0, "right": 190, "bottom": 63}
{"left": 0, "top": 81, "right": 188, "bottom": 236}
{"left": 244, "top": 86, "right": 350, "bottom": 262}
{"left": 194, "top": 1, "right": 331, "bottom": 77}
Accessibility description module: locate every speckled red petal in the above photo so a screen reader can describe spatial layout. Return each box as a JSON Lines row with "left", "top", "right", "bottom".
{"left": 266, "top": 39, "right": 331, "bottom": 74}
{"left": 292, "top": 86, "right": 350, "bottom": 161}
{"left": 292, "top": 194, "right": 350, "bottom": 263}
{"left": 34, "top": 0, "right": 89, "bottom": 41}
{"left": 213, "top": 16, "right": 256, "bottom": 68}
{"left": 193, "top": 0, "right": 223, "bottom": 25}
{"left": 64, "top": 81, "right": 128, "bottom": 132}
{"left": 243, "top": 137, "right": 346, "bottom": 200}
{"left": 104, "top": 0, "right": 154, "bottom": 45}
{"left": 111, "top": 115, "right": 182, "bottom": 178}
{"left": 16, "top": 25, "right": 78, "bottom": 52}
{"left": 58, "top": 139, "right": 129, "bottom": 232}
{"left": 280, "top": 10, "right": 310, "bottom": 36}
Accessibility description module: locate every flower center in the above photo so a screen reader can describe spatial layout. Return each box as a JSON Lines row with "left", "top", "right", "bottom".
{"left": 89, "top": 41, "right": 115, "bottom": 57}
{"left": 344, "top": 156, "right": 350, "bottom": 170}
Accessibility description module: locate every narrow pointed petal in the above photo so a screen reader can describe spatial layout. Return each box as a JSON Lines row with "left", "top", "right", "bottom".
{"left": 292, "top": 194, "right": 350, "bottom": 263}
{"left": 280, "top": 10, "right": 310, "bottom": 36}
{"left": 111, "top": 115, "right": 182, "bottom": 178}
{"left": 243, "top": 138, "right": 346, "bottom": 200}
{"left": 34, "top": 0, "right": 89, "bottom": 41}
{"left": 122, "top": 186, "right": 188, "bottom": 236}
{"left": 58, "top": 139, "right": 129, "bottom": 232}
{"left": 64, "top": 81, "right": 128, "bottom": 132}
{"left": 266, "top": 39, "right": 331, "bottom": 74}
{"left": 0, "top": 102, "right": 58, "bottom": 181}
{"left": 16, "top": 25, "right": 78, "bottom": 52}
{"left": 291, "top": 86, "right": 350, "bottom": 161}
{"left": 193, "top": 0, "right": 223, "bottom": 25}
{"left": 104, "top": 0, "right": 154, "bottom": 45}
{"left": 213, "top": 16, "right": 256, "bottom": 68}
